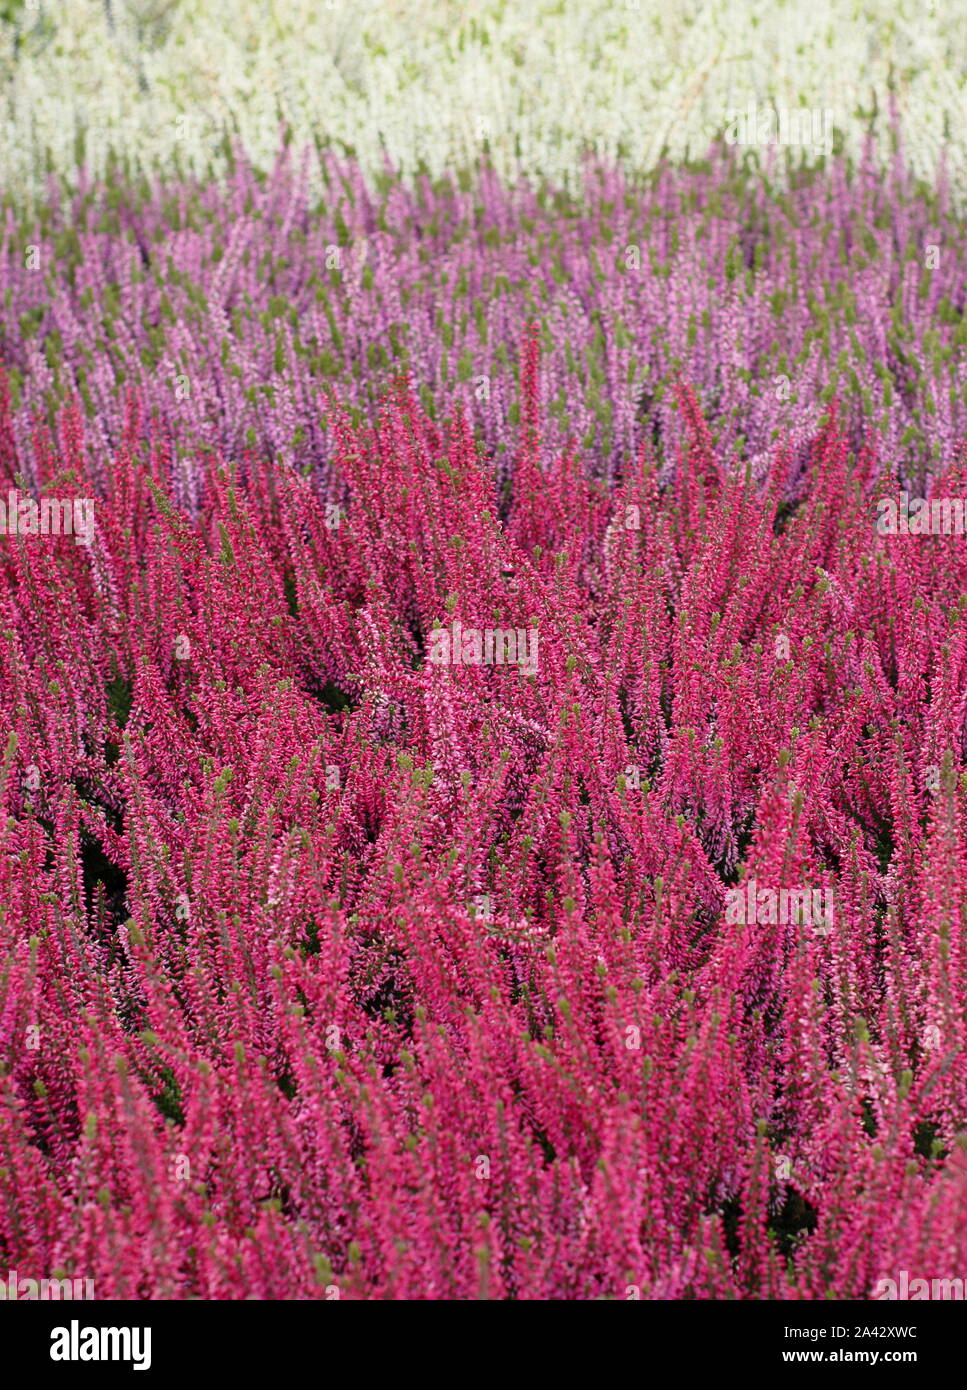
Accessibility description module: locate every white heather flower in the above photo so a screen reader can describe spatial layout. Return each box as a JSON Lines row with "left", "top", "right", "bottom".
{"left": 0, "top": 0, "right": 964, "bottom": 198}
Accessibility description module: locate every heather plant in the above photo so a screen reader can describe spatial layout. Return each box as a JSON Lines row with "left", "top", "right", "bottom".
{"left": 1, "top": 0, "right": 964, "bottom": 198}
{"left": 0, "top": 140, "right": 964, "bottom": 491}
{"left": 1, "top": 325, "right": 966, "bottom": 1297}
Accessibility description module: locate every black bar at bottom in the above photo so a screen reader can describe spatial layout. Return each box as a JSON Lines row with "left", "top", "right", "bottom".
{"left": 2, "top": 1298, "right": 962, "bottom": 1377}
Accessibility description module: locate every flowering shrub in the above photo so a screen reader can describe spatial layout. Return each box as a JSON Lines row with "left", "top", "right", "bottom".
{"left": 1, "top": 294, "right": 967, "bottom": 1294}
{"left": 0, "top": 0, "right": 965, "bottom": 1283}
{"left": 1, "top": 0, "right": 965, "bottom": 198}
{"left": 2, "top": 143, "right": 965, "bottom": 487}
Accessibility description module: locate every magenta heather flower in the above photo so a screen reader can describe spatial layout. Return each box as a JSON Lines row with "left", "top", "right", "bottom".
{"left": 0, "top": 144, "right": 965, "bottom": 1300}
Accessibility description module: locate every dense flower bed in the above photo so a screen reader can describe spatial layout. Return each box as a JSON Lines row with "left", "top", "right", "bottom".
{"left": 0, "top": 0, "right": 964, "bottom": 199}
{"left": 2, "top": 144, "right": 965, "bottom": 488}
{"left": 0, "top": 143, "right": 966, "bottom": 1297}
